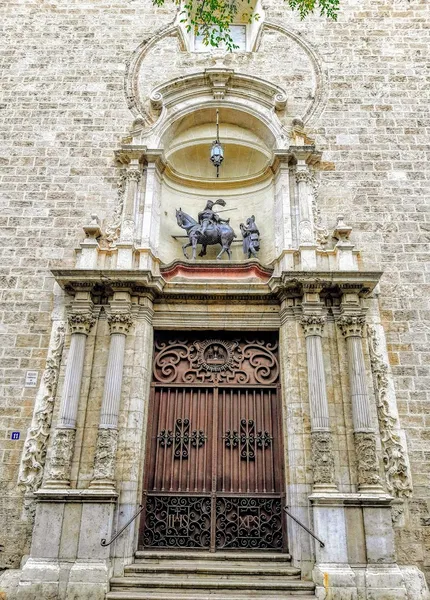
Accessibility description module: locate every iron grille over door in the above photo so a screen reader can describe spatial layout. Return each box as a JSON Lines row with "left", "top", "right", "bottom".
{"left": 140, "top": 332, "right": 286, "bottom": 551}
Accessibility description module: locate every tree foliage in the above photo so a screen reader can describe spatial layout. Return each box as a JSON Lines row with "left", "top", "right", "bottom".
{"left": 152, "top": 0, "right": 340, "bottom": 50}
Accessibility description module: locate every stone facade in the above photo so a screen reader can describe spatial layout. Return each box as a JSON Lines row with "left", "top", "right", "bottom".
{"left": 1, "top": 0, "right": 430, "bottom": 598}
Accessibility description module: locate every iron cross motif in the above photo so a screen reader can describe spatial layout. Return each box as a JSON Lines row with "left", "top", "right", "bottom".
{"left": 224, "top": 419, "right": 273, "bottom": 461}
{"left": 157, "top": 418, "right": 206, "bottom": 459}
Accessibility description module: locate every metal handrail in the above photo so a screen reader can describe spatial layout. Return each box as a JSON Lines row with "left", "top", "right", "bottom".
{"left": 101, "top": 504, "right": 144, "bottom": 547}
{"left": 283, "top": 506, "right": 325, "bottom": 548}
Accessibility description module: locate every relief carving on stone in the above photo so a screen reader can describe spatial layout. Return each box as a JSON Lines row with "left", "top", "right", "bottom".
{"left": 108, "top": 312, "right": 134, "bottom": 335}
{"left": 105, "top": 169, "right": 127, "bottom": 245}
{"left": 45, "top": 428, "right": 76, "bottom": 482}
{"left": 300, "top": 315, "right": 326, "bottom": 337}
{"left": 367, "top": 325, "right": 413, "bottom": 498}
{"left": 18, "top": 323, "right": 66, "bottom": 494}
{"left": 68, "top": 312, "right": 96, "bottom": 335}
{"left": 337, "top": 314, "right": 366, "bottom": 337}
{"left": 93, "top": 428, "right": 119, "bottom": 482}
{"left": 354, "top": 431, "right": 381, "bottom": 486}
{"left": 311, "top": 431, "right": 335, "bottom": 485}
{"left": 309, "top": 173, "right": 329, "bottom": 248}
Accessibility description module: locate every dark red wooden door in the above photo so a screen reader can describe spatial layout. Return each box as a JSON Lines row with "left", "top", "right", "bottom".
{"left": 140, "top": 333, "right": 286, "bottom": 551}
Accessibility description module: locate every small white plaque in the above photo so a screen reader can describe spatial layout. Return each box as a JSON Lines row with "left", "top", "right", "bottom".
{"left": 25, "top": 371, "right": 38, "bottom": 388}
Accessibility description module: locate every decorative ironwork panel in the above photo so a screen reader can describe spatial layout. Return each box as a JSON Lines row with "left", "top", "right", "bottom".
{"left": 148, "top": 388, "right": 213, "bottom": 493}
{"left": 153, "top": 333, "right": 279, "bottom": 385}
{"left": 215, "top": 497, "right": 283, "bottom": 549}
{"left": 158, "top": 418, "right": 206, "bottom": 459}
{"left": 143, "top": 496, "right": 211, "bottom": 548}
{"left": 218, "top": 389, "right": 279, "bottom": 494}
{"left": 224, "top": 419, "right": 273, "bottom": 461}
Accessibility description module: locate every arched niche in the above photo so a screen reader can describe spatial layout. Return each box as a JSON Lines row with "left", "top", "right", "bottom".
{"left": 155, "top": 105, "right": 278, "bottom": 264}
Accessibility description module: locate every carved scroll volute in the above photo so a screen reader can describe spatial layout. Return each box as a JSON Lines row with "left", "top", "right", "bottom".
{"left": 153, "top": 336, "right": 279, "bottom": 385}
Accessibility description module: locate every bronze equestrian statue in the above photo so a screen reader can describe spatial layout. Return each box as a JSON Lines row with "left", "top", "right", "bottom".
{"left": 176, "top": 199, "right": 236, "bottom": 260}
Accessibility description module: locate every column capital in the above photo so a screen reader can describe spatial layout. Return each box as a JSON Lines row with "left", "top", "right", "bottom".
{"left": 107, "top": 312, "right": 134, "bottom": 335}
{"left": 295, "top": 169, "right": 311, "bottom": 184}
{"left": 337, "top": 314, "right": 366, "bottom": 338}
{"left": 68, "top": 312, "right": 96, "bottom": 335}
{"left": 125, "top": 168, "right": 141, "bottom": 183}
{"left": 300, "top": 314, "right": 326, "bottom": 337}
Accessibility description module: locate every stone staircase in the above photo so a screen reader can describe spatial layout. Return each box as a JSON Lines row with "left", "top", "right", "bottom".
{"left": 106, "top": 550, "right": 316, "bottom": 600}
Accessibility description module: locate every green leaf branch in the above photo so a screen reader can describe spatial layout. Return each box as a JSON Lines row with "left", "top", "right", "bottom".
{"left": 153, "top": 0, "right": 340, "bottom": 50}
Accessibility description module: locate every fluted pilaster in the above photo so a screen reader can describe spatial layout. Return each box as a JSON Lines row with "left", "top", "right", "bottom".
{"left": 90, "top": 310, "right": 133, "bottom": 488}
{"left": 58, "top": 333, "right": 87, "bottom": 428}
{"left": 338, "top": 313, "right": 381, "bottom": 490}
{"left": 45, "top": 308, "right": 95, "bottom": 488}
{"left": 300, "top": 314, "right": 336, "bottom": 490}
{"left": 295, "top": 169, "right": 314, "bottom": 244}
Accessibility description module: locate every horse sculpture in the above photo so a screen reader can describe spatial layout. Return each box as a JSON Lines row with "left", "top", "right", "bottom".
{"left": 176, "top": 208, "right": 236, "bottom": 260}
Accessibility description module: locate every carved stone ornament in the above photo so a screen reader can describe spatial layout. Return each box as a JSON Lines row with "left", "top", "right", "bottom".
{"left": 354, "top": 431, "right": 381, "bottom": 486}
{"left": 68, "top": 312, "right": 96, "bottom": 335}
{"left": 105, "top": 169, "right": 126, "bottom": 245}
{"left": 337, "top": 314, "right": 366, "bottom": 338}
{"left": 311, "top": 431, "right": 335, "bottom": 486}
{"left": 18, "top": 324, "right": 66, "bottom": 493}
{"left": 300, "top": 314, "right": 326, "bottom": 337}
{"left": 153, "top": 335, "right": 279, "bottom": 385}
{"left": 45, "top": 428, "right": 76, "bottom": 482}
{"left": 126, "top": 168, "right": 141, "bottom": 183}
{"left": 367, "top": 325, "right": 413, "bottom": 497}
{"left": 295, "top": 170, "right": 311, "bottom": 184}
{"left": 309, "top": 173, "right": 329, "bottom": 248}
{"left": 108, "top": 312, "right": 134, "bottom": 335}
{"left": 299, "top": 219, "right": 314, "bottom": 244}
{"left": 92, "top": 428, "right": 118, "bottom": 482}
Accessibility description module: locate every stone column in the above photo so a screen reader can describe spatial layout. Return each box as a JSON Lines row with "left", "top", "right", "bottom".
{"left": 138, "top": 152, "right": 164, "bottom": 271}
{"left": 338, "top": 312, "right": 381, "bottom": 491}
{"left": 44, "top": 294, "right": 95, "bottom": 488}
{"left": 300, "top": 314, "right": 336, "bottom": 491}
{"left": 90, "top": 299, "right": 133, "bottom": 489}
{"left": 117, "top": 162, "right": 141, "bottom": 269}
{"left": 272, "top": 152, "right": 293, "bottom": 270}
{"left": 293, "top": 153, "right": 317, "bottom": 270}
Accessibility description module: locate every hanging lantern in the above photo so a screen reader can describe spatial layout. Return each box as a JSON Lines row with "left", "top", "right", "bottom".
{"left": 210, "top": 109, "right": 224, "bottom": 178}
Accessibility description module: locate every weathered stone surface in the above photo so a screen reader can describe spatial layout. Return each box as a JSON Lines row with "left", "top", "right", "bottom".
{"left": 0, "top": 0, "right": 429, "bottom": 596}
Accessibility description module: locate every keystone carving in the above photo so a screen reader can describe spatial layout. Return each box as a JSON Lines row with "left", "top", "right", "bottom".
{"left": 18, "top": 324, "right": 66, "bottom": 493}
{"left": 337, "top": 315, "right": 366, "bottom": 338}
{"left": 311, "top": 431, "right": 335, "bottom": 485}
{"left": 68, "top": 312, "right": 96, "bottom": 335}
{"left": 300, "top": 315, "right": 326, "bottom": 337}
{"left": 45, "top": 428, "right": 76, "bottom": 483}
{"left": 108, "top": 312, "right": 134, "bottom": 335}
{"left": 354, "top": 431, "right": 381, "bottom": 486}
{"left": 367, "top": 325, "right": 412, "bottom": 497}
{"left": 92, "top": 428, "right": 118, "bottom": 482}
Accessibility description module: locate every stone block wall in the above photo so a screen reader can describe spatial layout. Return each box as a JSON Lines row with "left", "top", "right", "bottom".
{"left": 0, "top": 0, "right": 429, "bottom": 581}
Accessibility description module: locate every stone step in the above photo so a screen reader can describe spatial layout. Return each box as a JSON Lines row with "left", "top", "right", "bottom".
{"left": 107, "top": 593, "right": 316, "bottom": 600}
{"left": 134, "top": 550, "right": 292, "bottom": 563}
{"left": 125, "top": 563, "right": 301, "bottom": 577}
{"left": 109, "top": 577, "right": 315, "bottom": 592}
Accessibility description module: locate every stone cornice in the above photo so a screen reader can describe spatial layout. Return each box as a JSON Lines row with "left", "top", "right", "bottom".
{"left": 270, "top": 271, "right": 383, "bottom": 298}
{"left": 35, "top": 488, "right": 118, "bottom": 503}
{"left": 52, "top": 267, "right": 383, "bottom": 304}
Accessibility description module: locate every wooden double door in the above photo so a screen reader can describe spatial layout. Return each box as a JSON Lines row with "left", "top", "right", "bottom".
{"left": 140, "top": 332, "right": 286, "bottom": 551}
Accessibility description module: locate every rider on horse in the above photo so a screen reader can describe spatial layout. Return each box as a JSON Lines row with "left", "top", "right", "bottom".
{"left": 198, "top": 199, "right": 230, "bottom": 235}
